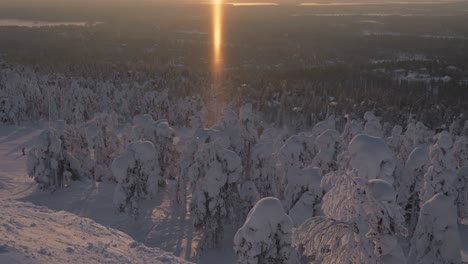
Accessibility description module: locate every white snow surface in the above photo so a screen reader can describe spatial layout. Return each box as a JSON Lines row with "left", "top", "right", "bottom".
{"left": 0, "top": 200, "right": 190, "bottom": 264}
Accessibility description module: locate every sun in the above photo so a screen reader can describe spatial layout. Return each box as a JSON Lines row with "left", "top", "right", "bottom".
{"left": 213, "top": 0, "right": 223, "bottom": 70}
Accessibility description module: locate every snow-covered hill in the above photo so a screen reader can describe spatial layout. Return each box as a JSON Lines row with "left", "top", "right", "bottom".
{"left": 0, "top": 200, "right": 190, "bottom": 264}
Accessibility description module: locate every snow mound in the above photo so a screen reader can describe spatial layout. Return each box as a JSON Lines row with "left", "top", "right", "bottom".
{"left": 0, "top": 200, "right": 190, "bottom": 264}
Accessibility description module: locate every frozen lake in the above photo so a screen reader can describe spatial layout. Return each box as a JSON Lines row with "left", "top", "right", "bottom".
{"left": 0, "top": 19, "right": 101, "bottom": 27}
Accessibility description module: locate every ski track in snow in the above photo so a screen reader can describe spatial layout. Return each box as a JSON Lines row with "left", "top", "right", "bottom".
{"left": 0, "top": 125, "right": 40, "bottom": 200}
{"left": 0, "top": 124, "right": 191, "bottom": 263}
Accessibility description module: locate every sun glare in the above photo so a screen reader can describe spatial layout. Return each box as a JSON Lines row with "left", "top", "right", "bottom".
{"left": 213, "top": 0, "right": 223, "bottom": 72}
{"left": 209, "top": 0, "right": 224, "bottom": 123}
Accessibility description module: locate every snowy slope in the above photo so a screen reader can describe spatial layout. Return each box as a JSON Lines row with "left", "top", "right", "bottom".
{"left": 0, "top": 200, "right": 191, "bottom": 264}
{"left": 0, "top": 124, "right": 39, "bottom": 200}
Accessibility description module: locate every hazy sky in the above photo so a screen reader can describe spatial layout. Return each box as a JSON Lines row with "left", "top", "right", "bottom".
{"left": 0, "top": 0, "right": 464, "bottom": 9}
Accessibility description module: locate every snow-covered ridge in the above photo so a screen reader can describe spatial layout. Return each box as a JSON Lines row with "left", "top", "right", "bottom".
{"left": 0, "top": 199, "right": 191, "bottom": 264}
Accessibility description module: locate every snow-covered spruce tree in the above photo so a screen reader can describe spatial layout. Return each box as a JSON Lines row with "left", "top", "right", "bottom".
{"left": 455, "top": 166, "right": 468, "bottom": 218}
{"left": 463, "top": 120, "right": 468, "bottom": 137}
{"left": 168, "top": 95, "right": 204, "bottom": 127}
{"left": 348, "top": 134, "right": 396, "bottom": 184}
{"left": 364, "top": 179, "right": 407, "bottom": 264}
{"left": 309, "top": 115, "right": 336, "bottom": 142}
{"left": 249, "top": 141, "right": 278, "bottom": 197}
{"left": 112, "top": 141, "right": 160, "bottom": 219}
{"left": 212, "top": 106, "right": 258, "bottom": 182}
{"left": 294, "top": 172, "right": 407, "bottom": 264}
{"left": 178, "top": 128, "right": 227, "bottom": 205}
{"left": 213, "top": 107, "right": 242, "bottom": 153}
{"left": 0, "top": 97, "right": 17, "bottom": 124}
{"left": 238, "top": 104, "right": 258, "bottom": 180}
{"left": 341, "top": 116, "right": 363, "bottom": 146}
{"left": 68, "top": 80, "right": 92, "bottom": 124}
{"left": 386, "top": 125, "right": 403, "bottom": 154}
{"left": 408, "top": 193, "right": 461, "bottom": 264}
{"left": 234, "top": 197, "right": 297, "bottom": 264}
{"left": 61, "top": 123, "right": 95, "bottom": 180}
{"left": 420, "top": 131, "right": 458, "bottom": 203}
{"left": 363, "top": 111, "right": 383, "bottom": 138}
{"left": 286, "top": 166, "right": 323, "bottom": 227}
{"left": 154, "top": 120, "right": 179, "bottom": 181}
{"left": 337, "top": 117, "right": 363, "bottom": 169}
{"left": 27, "top": 129, "right": 80, "bottom": 190}
{"left": 238, "top": 181, "right": 261, "bottom": 219}
{"left": 453, "top": 136, "right": 468, "bottom": 169}
{"left": 92, "top": 114, "right": 121, "bottom": 182}
{"left": 130, "top": 115, "right": 178, "bottom": 181}
{"left": 400, "top": 120, "right": 434, "bottom": 161}
{"left": 395, "top": 147, "right": 429, "bottom": 236}
{"left": 260, "top": 127, "right": 290, "bottom": 154}
{"left": 311, "top": 129, "right": 340, "bottom": 174}
{"left": 189, "top": 140, "right": 242, "bottom": 248}
{"left": 277, "top": 133, "right": 314, "bottom": 195}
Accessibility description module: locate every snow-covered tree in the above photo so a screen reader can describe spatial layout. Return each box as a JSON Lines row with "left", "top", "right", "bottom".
{"left": 284, "top": 166, "right": 322, "bottom": 226}
{"left": 234, "top": 197, "right": 297, "bottom": 264}
{"left": 453, "top": 136, "right": 468, "bottom": 169}
{"left": 0, "top": 98, "right": 17, "bottom": 124}
{"left": 238, "top": 181, "right": 261, "bottom": 219}
{"left": 387, "top": 125, "right": 403, "bottom": 154}
{"left": 261, "top": 127, "right": 290, "bottom": 153}
{"left": 401, "top": 121, "right": 434, "bottom": 160}
{"left": 463, "top": 121, "right": 468, "bottom": 137}
{"left": 212, "top": 105, "right": 258, "bottom": 182}
{"left": 363, "top": 111, "right": 383, "bottom": 138}
{"left": 454, "top": 166, "right": 468, "bottom": 219}
{"left": 294, "top": 172, "right": 407, "bottom": 264}
{"left": 309, "top": 115, "right": 336, "bottom": 142}
{"left": 61, "top": 123, "right": 95, "bottom": 180}
{"left": 249, "top": 142, "right": 278, "bottom": 197}
{"left": 420, "top": 131, "right": 458, "bottom": 203}
{"left": 277, "top": 133, "right": 314, "bottom": 195}
{"left": 408, "top": 193, "right": 461, "bottom": 264}
{"left": 112, "top": 141, "right": 160, "bottom": 219}
{"left": 311, "top": 129, "right": 340, "bottom": 174}
{"left": 364, "top": 179, "right": 407, "bottom": 264}
{"left": 130, "top": 115, "right": 178, "bottom": 181}
{"left": 189, "top": 141, "right": 242, "bottom": 248}
{"left": 239, "top": 104, "right": 258, "bottom": 180}
{"left": 92, "top": 114, "right": 121, "bottom": 182}
{"left": 395, "top": 147, "right": 429, "bottom": 235}
{"left": 178, "top": 128, "right": 226, "bottom": 205}
{"left": 348, "top": 134, "right": 396, "bottom": 184}
{"left": 27, "top": 129, "right": 80, "bottom": 190}
{"left": 341, "top": 117, "right": 363, "bottom": 146}
{"left": 213, "top": 107, "right": 242, "bottom": 152}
